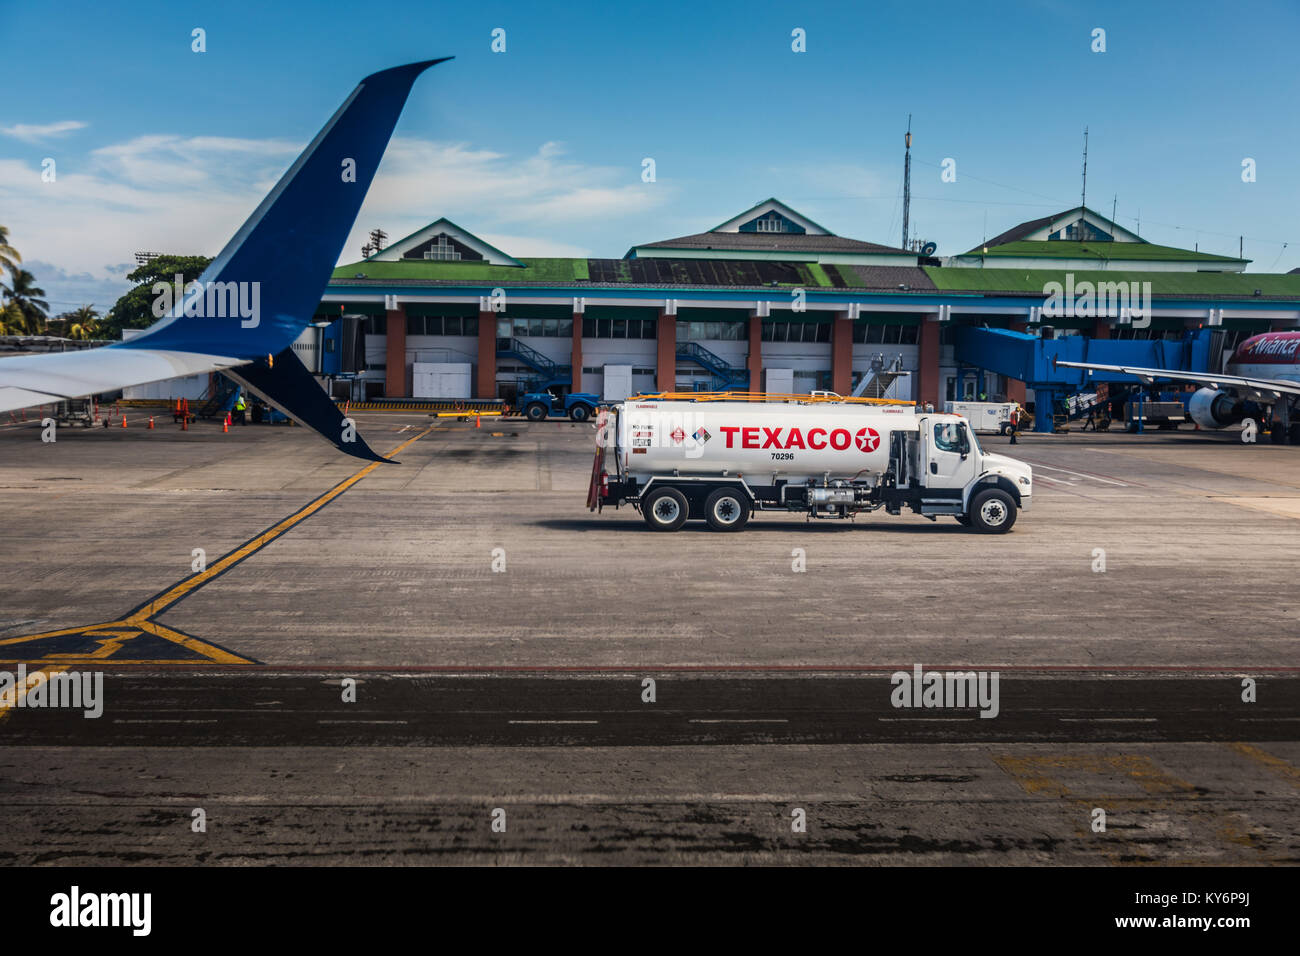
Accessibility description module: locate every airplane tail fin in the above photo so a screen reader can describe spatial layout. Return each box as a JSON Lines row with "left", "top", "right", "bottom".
{"left": 122, "top": 58, "right": 451, "bottom": 362}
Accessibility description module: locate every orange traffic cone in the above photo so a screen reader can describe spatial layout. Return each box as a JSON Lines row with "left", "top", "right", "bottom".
{"left": 121, "top": 416, "right": 127, "bottom": 428}
{"left": 476, "top": 414, "right": 481, "bottom": 429}
{"left": 182, "top": 416, "right": 188, "bottom": 431}
{"left": 223, "top": 416, "right": 229, "bottom": 433}
{"left": 148, "top": 417, "right": 155, "bottom": 429}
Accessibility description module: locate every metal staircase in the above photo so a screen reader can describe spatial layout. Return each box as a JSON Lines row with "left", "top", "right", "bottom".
{"left": 496, "top": 337, "right": 572, "bottom": 393}
{"left": 676, "top": 342, "right": 750, "bottom": 391}
{"left": 852, "top": 353, "right": 910, "bottom": 399}
{"left": 195, "top": 373, "right": 240, "bottom": 419}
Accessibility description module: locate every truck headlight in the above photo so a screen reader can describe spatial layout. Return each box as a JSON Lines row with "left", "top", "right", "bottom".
{"left": 1018, "top": 476, "right": 1031, "bottom": 485}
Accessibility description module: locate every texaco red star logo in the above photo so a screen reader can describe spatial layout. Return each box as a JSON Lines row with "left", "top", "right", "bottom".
{"left": 855, "top": 427, "right": 880, "bottom": 452}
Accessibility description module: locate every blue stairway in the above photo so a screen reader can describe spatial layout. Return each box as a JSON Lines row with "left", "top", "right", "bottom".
{"left": 676, "top": 342, "right": 750, "bottom": 391}
{"left": 497, "top": 337, "right": 572, "bottom": 393}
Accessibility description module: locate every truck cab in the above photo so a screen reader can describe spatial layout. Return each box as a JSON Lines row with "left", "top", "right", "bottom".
{"left": 912, "top": 415, "right": 1031, "bottom": 531}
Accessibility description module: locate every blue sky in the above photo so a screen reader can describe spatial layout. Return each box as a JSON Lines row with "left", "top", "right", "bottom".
{"left": 4, "top": 0, "right": 1299, "bottom": 314}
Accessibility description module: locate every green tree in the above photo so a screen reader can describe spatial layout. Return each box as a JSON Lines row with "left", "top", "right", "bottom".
{"left": 58, "top": 305, "right": 102, "bottom": 340}
{"left": 0, "top": 225, "right": 19, "bottom": 278}
{"left": 102, "top": 254, "right": 211, "bottom": 339}
{"left": 1, "top": 268, "right": 49, "bottom": 334}
{"left": 0, "top": 302, "right": 24, "bottom": 335}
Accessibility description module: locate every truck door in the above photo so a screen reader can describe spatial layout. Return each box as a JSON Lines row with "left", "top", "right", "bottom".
{"left": 922, "top": 419, "right": 978, "bottom": 489}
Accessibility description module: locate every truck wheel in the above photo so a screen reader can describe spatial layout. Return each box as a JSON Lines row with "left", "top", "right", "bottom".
{"left": 525, "top": 403, "right": 547, "bottom": 422}
{"left": 569, "top": 404, "right": 591, "bottom": 422}
{"left": 704, "top": 488, "right": 750, "bottom": 532}
{"left": 968, "top": 489, "right": 1017, "bottom": 534}
{"left": 642, "top": 487, "right": 689, "bottom": 532}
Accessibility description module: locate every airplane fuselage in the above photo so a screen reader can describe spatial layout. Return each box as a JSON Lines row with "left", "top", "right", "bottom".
{"left": 1224, "top": 330, "right": 1300, "bottom": 383}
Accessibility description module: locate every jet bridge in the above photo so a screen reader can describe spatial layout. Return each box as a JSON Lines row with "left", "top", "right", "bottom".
{"left": 952, "top": 326, "right": 1218, "bottom": 432}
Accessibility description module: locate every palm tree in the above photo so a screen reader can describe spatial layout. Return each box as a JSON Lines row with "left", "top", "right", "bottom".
{"left": 0, "top": 302, "right": 23, "bottom": 335}
{"left": 0, "top": 226, "right": 19, "bottom": 279}
{"left": 66, "top": 305, "right": 101, "bottom": 340}
{"left": 2, "top": 269, "right": 49, "bottom": 334}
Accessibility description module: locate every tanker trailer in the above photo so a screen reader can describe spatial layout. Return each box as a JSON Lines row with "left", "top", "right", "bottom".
{"left": 587, "top": 397, "right": 1032, "bottom": 533}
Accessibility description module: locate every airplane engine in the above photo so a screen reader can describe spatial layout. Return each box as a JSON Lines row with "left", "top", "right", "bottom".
{"left": 1187, "top": 387, "right": 1241, "bottom": 429}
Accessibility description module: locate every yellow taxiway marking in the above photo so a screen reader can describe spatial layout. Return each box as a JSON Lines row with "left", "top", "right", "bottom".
{"left": 0, "top": 425, "right": 436, "bottom": 702}
{"left": 1225, "top": 742, "right": 1300, "bottom": 789}
{"left": 993, "top": 752, "right": 1272, "bottom": 864}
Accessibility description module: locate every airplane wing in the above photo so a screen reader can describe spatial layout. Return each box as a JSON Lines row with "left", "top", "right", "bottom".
{"left": 1053, "top": 359, "right": 1300, "bottom": 403}
{"left": 0, "top": 57, "right": 452, "bottom": 461}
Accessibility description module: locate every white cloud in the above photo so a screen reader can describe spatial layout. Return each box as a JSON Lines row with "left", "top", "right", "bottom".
{"left": 0, "top": 132, "right": 670, "bottom": 298}
{"left": 0, "top": 120, "right": 88, "bottom": 143}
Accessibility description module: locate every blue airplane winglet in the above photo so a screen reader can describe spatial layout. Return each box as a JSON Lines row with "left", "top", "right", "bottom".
{"left": 106, "top": 58, "right": 451, "bottom": 461}
{"left": 124, "top": 58, "right": 451, "bottom": 361}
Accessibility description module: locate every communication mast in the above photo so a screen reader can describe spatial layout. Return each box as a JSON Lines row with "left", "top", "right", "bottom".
{"left": 902, "top": 116, "right": 912, "bottom": 250}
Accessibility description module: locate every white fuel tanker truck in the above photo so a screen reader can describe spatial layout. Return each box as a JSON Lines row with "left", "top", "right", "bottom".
{"left": 587, "top": 396, "right": 1032, "bottom": 533}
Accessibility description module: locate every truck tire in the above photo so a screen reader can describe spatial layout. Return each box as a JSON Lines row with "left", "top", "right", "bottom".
{"left": 569, "top": 403, "right": 592, "bottom": 422}
{"left": 642, "top": 487, "right": 689, "bottom": 532}
{"left": 525, "top": 403, "right": 548, "bottom": 422}
{"left": 704, "top": 487, "right": 750, "bottom": 532}
{"left": 968, "top": 488, "right": 1017, "bottom": 534}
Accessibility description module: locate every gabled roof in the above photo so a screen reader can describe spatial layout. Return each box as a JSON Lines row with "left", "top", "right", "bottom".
{"left": 629, "top": 231, "right": 913, "bottom": 256}
{"left": 970, "top": 205, "right": 1143, "bottom": 253}
{"left": 366, "top": 217, "right": 524, "bottom": 267}
{"left": 709, "top": 197, "right": 832, "bottom": 235}
{"left": 626, "top": 197, "right": 914, "bottom": 258}
{"left": 970, "top": 240, "right": 1246, "bottom": 264}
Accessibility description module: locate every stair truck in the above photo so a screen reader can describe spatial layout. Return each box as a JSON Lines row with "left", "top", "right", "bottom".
{"left": 587, "top": 396, "right": 1032, "bottom": 533}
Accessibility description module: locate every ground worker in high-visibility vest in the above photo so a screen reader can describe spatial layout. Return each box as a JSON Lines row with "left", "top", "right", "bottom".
{"left": 232, "top": 393, "right": 247, "bottom": 425}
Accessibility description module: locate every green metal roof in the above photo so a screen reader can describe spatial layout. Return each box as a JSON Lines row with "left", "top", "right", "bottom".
{"left": 962, "top": 239, "right": 1246, "bottom": 263}
{"left": 924, "top": 266, "right": 1300, "bottom": 298}
{"left": 333, "top": 257, "right": 589, "bottom": 282}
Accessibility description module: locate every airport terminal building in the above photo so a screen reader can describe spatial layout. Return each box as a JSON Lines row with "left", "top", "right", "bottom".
{"left": 315, "top": 199, "right": 1300, "bottom": 410}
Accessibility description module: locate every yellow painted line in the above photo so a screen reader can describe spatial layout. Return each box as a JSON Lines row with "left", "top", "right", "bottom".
{"left": 993, "top": 752, "right": 1270, "bottom": 864}
{"left": 0, "top": 424, "right": 438, "bottom": 676}
{"left": 129, "top": 425, "right": 435, "bottom": 622}
{"left": 1225, "top": 742, "right": 1300, "bottom": 788}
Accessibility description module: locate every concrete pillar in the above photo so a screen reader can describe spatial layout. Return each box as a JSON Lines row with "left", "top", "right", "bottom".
{"left": 656, "top": 311, "right": 677, "bottom": 392}
{"left": 1006, "top": 319, "right": 1027, "bottom": 405}
{"left": 916, "top": 315, "right": 941, "bottom": 409}
{"left": 571, "top": 311, "right": 583, "bottom": 393}
{"left": 477, "top": 309, "right": 496, "bottom": 399}
{"left": 831, "top": 312, "right": 853, "bottom": 395}
{"left": 1092, "top": 317, "right": 1111, "bottom": 340}
{"left": 747, "top": 313, "right": 763, "bottom": 392}
{"left": 385, "top": 305, "right": 407, "bottom": 398}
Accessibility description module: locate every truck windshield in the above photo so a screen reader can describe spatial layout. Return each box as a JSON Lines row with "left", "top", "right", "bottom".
{"left": 934, "top": 422, "right": 965, "bottom": 453}
{"left": 934, "top": 422, "right": 980, "bottom": 455}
